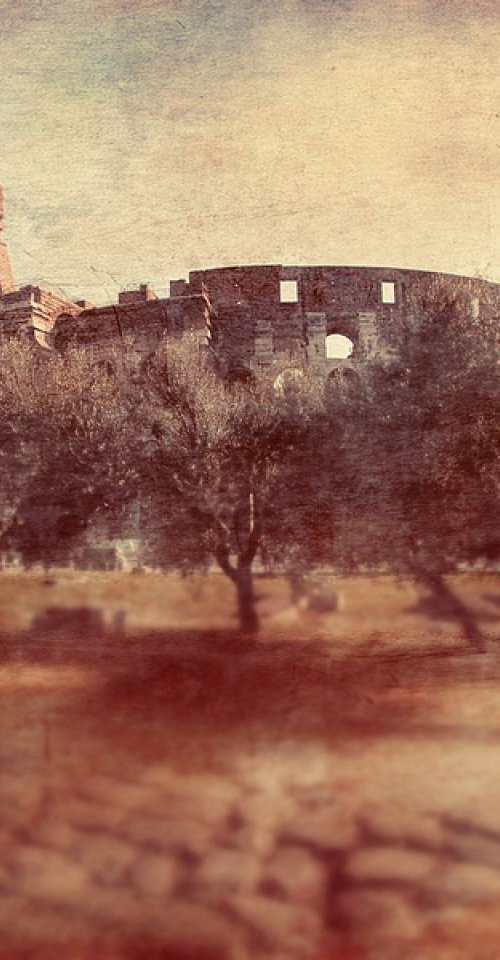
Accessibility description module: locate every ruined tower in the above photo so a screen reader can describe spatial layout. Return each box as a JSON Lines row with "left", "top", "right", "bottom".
{"left": 0, "top": 186, "right": 15, "bottom": 294}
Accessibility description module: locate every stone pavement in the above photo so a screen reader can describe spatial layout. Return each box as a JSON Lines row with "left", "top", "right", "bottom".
{"left": 3, "top": 694, "right": 500, "bottom": 959}
{"left": 2, "top": 592, "right": 500, "bottom": 958}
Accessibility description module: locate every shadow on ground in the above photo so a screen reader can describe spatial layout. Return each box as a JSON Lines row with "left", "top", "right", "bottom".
{"left": 1, "top": 605, "right": 500, "bottom": 761}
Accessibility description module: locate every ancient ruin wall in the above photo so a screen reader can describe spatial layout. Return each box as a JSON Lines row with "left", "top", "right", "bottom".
{"left": 176, "top": 264, "right": 500, "bottom": 373}
{"left": 46, "top": 263, "right": 500, "bottom": 375}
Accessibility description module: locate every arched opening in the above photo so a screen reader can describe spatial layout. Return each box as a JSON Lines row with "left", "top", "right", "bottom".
{"left": 97, "top": 359, "right": 117, "bottom": 377}
{"left": 273, "top": 368, "right": 303, "bottom": 396}
{"left": 225, "top": 365, "right": 256, "bottom": 388}
{"left": 325, "top": 366, "right": 359, "bottom": 397}
{"left": 325, "top": 333, "right": 354, "bottom": 360}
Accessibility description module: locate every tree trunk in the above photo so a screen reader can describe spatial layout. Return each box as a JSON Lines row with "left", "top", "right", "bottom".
{"left": 234, "top": 564, "right": 259, "bottom": 635}
{"left": 417, "top": 569, "right": 486, "bottom": 653}
{"left": 214, "top": 545, "right": 259, "bottom": 636}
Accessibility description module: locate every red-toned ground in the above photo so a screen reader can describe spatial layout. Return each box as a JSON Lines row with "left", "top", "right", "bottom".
{"left": 2, "top": 569, "right": 500, "bottom": 959}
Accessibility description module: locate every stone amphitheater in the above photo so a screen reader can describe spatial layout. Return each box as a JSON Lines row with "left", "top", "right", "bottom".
{"left": 2, "top": 187, "right": 499, "bottom": 382}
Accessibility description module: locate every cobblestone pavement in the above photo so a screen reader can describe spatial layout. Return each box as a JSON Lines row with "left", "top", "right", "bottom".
{"left": 3, "top": 584, "right": 500, "bottom": 958}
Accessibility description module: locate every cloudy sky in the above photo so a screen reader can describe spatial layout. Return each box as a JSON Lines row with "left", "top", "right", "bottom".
{"left": 2, "top": 0, "right": 500, "bottom": 303}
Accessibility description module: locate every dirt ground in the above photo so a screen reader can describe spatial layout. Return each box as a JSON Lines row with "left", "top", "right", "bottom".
{"left": 2, "top": 569, "right": 500, "bottom": 959}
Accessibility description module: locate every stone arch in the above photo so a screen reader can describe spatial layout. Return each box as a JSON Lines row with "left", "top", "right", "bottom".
{"left": 325, "top": 365, "right": 359, "bottom": 395}
{"left": 273, "top": 367, "right": 304, "bottom": 396}
{"left": 225, "top": 364, "right": 256, "bottom": 387}
{"left": 325, "top": 316, "right": 358, "bottom": 342}
{"left": 96, "top": 358, "right": 117, "bottom": 377}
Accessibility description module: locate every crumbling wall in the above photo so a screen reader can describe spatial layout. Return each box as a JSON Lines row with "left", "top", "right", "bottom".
{"left": 182, "top": 264, "right": 500, "bottom": 375}
{"left": 6, "top": 264, "right": 499, "bottom": 378}
{"left": 51, "top": 289, "right": 209, "bottom": 368}
{"left": 0, "top": 285, "right": 81, "bottom": 342}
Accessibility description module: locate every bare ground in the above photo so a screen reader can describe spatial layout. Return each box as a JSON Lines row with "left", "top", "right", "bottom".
{"left": 2, "top": 569, "right": 500, "bottom": 959}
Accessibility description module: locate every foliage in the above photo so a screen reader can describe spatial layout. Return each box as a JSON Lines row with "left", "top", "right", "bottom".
{"left": 0, "top": 341, "right": 137, "bottom": 567}
{"left": 330, "top": 285, "right": 500, "bottom": 646}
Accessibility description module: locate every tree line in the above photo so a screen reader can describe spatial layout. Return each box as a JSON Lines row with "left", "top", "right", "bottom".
{"left": 1, "top": 287, "right": 499, "bottom": 643}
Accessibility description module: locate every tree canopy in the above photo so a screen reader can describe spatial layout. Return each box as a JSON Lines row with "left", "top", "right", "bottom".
{"left": 330, "top": 285, "right": 500, "bottom": 647}
{"left": 135, "top": 341, "right": 337, "bottom": 632}
{"left": 0, "top": 341, "right": 136, "bottom": 568}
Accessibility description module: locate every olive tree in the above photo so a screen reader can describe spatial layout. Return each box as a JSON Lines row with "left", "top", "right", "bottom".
{"left": 136, "top": 340, "right": 335, "bottom": 634}
{"left": 332, "top": 284, "right": 500, "bottom": 649}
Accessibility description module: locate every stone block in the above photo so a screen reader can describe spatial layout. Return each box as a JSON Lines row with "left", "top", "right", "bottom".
{"left": 335, "top": 888, "right": 422, "bottom": 941}
{"left": 55, "top": 796, "right": 128, "bottom": 831}
{"left": 360, "top": 807, "right": 445, "bottom": 848}
{"left": 79, "top": 775, "right": 149, "bottom": 811}
{"left": 345, "top": 846, "right": 437, "bottom": 884}
{"left": 445, "top": 830, "right": 500, "bottom": 870}
{"left": 143, "top": 767, "right": 240, "bottom": 824}
{"left": 236, "top": 792, "right": 281, "bottom": 833}
{"left": 261, "top": 844, "right": 326, "bottom": 908}
{"left": 298, "top": 590, "right": 343, "bottom": 613}
{"left": 425, "top": 862, "right": 500, "bottom": 905}
{"left": 77, "top": 831, "right": 137, "bottom": 885}
{"left": 193, "top": 848, "right": 261, "bottom": 897}
{"left": 226, "top": 822, "right": 276, "bottom": 858}
{"left": 282, "top": 806, "right": 358, "bottom": 854}
{"left": 11, "top": 844, "right": 90, "bottom": 901}
{"left": 226, "top": 893, "right": 320, "bottom": 956}
{"left": 33, "top": 818, "right": 82, "bottom": 853}
{"left": 126, "top": 814, "right": 212, "bottom": 858}
{"left": 130, "top": 851, "right": 179, "bottom": 897}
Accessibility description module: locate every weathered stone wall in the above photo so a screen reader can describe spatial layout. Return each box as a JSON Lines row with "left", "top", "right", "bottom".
{"left": 51, "top": 290, "right": 209, "bottom": 366}
{"left": 0, "top": 285, "right": 82, "bottom": 343}
{"left": 178, "top": 264, "right": 500, "bottom": 375}
{"left": 2, "top": 259, "right": 499, "bottom": 376}
{"left": 186, "top": 263, "right": 499, "bottom": 317}
{"left": 0, "top": 176, "right": 492, "bottom": 370}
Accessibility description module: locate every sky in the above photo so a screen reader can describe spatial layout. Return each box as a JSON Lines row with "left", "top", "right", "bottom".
{"left": 2, "top": 0, "right": 500, "bottom": 304}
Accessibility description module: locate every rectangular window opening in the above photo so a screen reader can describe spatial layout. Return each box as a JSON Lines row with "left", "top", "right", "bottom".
{"left": 280, "top": 279, "right": 298, "bottom": 303}
{"left": 381, "top": 281, "right": 396, "bottom": 304}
